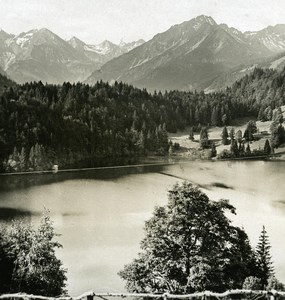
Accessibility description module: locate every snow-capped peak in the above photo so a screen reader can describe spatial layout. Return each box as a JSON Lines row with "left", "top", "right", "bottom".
{"left": 13, "top": 29, "right": 37, "bottom": 48}
{"left": 93, "top": 40, "right": 117, "bottom": 55}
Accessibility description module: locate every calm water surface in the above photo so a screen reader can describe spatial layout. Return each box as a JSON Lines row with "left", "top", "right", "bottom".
{"left": 0, "top": 161, "right": 284, "bottom": 296}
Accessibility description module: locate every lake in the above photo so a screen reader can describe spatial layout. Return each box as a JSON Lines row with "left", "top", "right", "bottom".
{"left": 0, "top": 160, "right": 285, "bottom": 296}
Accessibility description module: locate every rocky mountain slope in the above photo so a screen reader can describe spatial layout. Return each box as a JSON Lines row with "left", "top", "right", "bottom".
{"left": 86, "top": 15, "right": 285, "bottom": 91}
{"left": 67, "top": 37, "right": 144, "bottom": 67}
{"left": 0, "top": 28, "right": 144, "bottom": 84}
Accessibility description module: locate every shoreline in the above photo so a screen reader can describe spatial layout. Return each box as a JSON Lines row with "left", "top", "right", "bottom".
{"left": 2, "top": 152, "right": 285, "bottom": 176}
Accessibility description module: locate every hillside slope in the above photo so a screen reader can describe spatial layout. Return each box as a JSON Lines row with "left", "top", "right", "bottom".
{"left": 86, "top": 16, "right": 285, "bottom": 91}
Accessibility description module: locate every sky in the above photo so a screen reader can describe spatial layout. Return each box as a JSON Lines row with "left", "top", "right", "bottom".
{"left": 0, "top": 0, "right": 285, "bottom": 45}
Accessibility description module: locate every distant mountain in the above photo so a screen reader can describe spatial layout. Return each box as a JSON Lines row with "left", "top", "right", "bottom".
{"left": 67, "top": 37, "right": 144, "bottom": 67}
{"left": 85, "top": 15, "right": 285, "bottom": 91}
{"left": 0, "top": 28, "right": 144, "bottom": 84}
{"left": 205, "top": 51, "right": 285, "bottom": 92}
{"left": 119, "top": 39, "right": 146, "bottom": 52}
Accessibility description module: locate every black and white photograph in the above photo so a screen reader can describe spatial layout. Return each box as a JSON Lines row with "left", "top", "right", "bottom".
{"left": 0, "top": 1, "right": 285, "bottom": 299}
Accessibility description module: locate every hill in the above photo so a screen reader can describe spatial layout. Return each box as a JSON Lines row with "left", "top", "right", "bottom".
{"left": 0, "top": 65, "right": 285, "bottom": 172}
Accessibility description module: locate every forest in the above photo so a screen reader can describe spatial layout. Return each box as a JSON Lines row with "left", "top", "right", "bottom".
{"left": 0, "top": 66, "right": 285, "bottom": 172}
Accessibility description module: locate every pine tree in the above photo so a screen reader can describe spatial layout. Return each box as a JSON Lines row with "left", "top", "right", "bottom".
{"left": 221, "top": 126, "right": 229, "bottom": 145}
{"left": 245, "top": 143, "right": 251, "bottom": 157}
{"left": 18, "top": 147, "right": 26, "bottom": 171}
{"left": 189, "top": 127, "right": 194, "bottom": 141}
{"left": 211, "top": 142, "right": 217, "bottom": 157}
{"left": 264, "top": 139, "right": 271, "bottom": 156}
{"left": 256, "top": 226, "right": 274, "bottom": 288}
{"left": 200, "top": 127, "right": 209, "bottom": 149}
{"left": 236, "top": 130, "right": 243, "bottom": 144}
{"left": 230, "top": 140, "right": 239, "bottom": 157}
{"left": 229, "top": 127, "right": 235, "bottom": 142}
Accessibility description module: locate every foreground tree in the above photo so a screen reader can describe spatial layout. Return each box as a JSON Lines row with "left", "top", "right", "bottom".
{"left": 256, "top": 226, "right": 274, "bottom": 288}
{"left": 119, "top": 182, "right": 257, "bottom": 293}
{"left": 0, "top": 212, "right": 67, "bottom": 296}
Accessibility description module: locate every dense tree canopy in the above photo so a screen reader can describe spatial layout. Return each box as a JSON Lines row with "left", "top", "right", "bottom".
{"left": 119, "top": 182, "right": 258, "bottom": 293}
{"left": 1, "top": 66, "right": 285, "bottom": 172}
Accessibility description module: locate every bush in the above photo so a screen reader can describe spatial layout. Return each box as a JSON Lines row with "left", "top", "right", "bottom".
{"left": 217, "top": 149, "right": 233, "bottom": 159}
{"left": 267, "top": 276, "right": 285, "bottom": 291}
{"left": 173, "top": 142, "right": 180, "bottom": 150}
{"left": 243, "top": 276, "right": 262, "bottom": 290}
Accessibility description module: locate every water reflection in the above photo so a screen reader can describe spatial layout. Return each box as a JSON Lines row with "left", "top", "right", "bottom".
{"left": 0, "top": 207, "right": 36, "bottom": 222}
{"left": 0, "top": 162, "right": 167, "bottom": 192}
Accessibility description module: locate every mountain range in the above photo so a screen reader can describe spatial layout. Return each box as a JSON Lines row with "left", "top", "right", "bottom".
{"left": 86, "top": 15, "right": 285, "bottom": 91}
{"left": 0, "top": 28, "right": 144, "bottom": 84}
{"left": 1, "top": 15, "right": 285, "bottom": 91}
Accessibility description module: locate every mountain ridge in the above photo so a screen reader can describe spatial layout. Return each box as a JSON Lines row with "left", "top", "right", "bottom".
{"left": 85, "top": 15, "right": 285, "bottom": 91}
{"left": 0, "top": 28, "right": 145, "bottom": 84}
{"left": 1, "top": 16, "right": 285, "bottom": 90}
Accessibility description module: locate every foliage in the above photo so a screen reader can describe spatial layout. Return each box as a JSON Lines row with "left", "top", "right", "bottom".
{"left": 236, "top": 130, "right": 243, "bottom": 144}
{"left": 221, "top": 126, "right": 229, "bottom": 145}
{"left": 242, "top": 276, "right": 262, "bottom": 290}
{"left": 188, "top": 127, "right": 194, "bottom": 141}
{"left": 119, "top": 182, "right": 258, "bottom": 293}
{"left": 256, "top": 226, "right": 274, "bottom": 288}
{"left": 244, "top": 121, "right": 257, "bottom": 142}
{"left": 200, "top": 127, "right": 209, "bottom": 149}
{"left": 1, "top": 66, "right": 285, "bottom": 171}
{"left": 245, "top": 144, "right": 251, "bottom": 156}
{"left": 263, "top": 139, "right": 271, "bottom": 156}
{"left": 270, "top": 122, "right": 285, "bottom": 148}
{"left": 217, "top": 149, "right": 232, "bottom": 159}
{"left": 229, "top": 128, "right": 235, "bottom": 141}
{"left": 267, "top": 276, "right": 285, "bottom": 291}
{"left": 211, "top": 142, "right": 217, "bottom": 157}
{"left": 230, "top": 140, "right": 239, "bottom": 157}
{"left": 0, "top": 212, "right": 67, "bottom": 296}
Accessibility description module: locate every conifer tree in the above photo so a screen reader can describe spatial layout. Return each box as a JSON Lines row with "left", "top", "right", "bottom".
{"left": 236, "top": 130, "right": 243, "bottom": 144}
{"left": 264, "top": 139, "right": 271, "bottom": 156}
{"left": 229, "top": 127, "right": 235, "bottom": 142}
{"left": 189, "top": 127, "right": 194, "bottom": 141}
{"left": 200, "top": 127, "right": 209, "bottom": 149}
{"left": 256, "top": 226, "right": 274, "bottom": 288}
{"left": 230, "top": 140, "right": 239, "bottom": 157}
{"left": 221, "top": 126, "right": 229, "bottom": 145}
{"left": 245, "top": 143, "right": 251, "bottom": 157}
{"left": 211, "top": 142, "right": 217, "bottom": 157}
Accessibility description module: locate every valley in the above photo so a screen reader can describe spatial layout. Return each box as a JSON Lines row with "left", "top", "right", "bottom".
{"left": 170, "top": 117, "right": 285, "bottom": 161}
{"left": 1, "top": 4, "right": 285, "bottom": 297}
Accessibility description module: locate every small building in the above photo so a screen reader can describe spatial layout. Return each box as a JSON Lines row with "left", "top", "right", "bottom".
{"left": 52, "top": 164, "right": 59, "bottom": 173}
